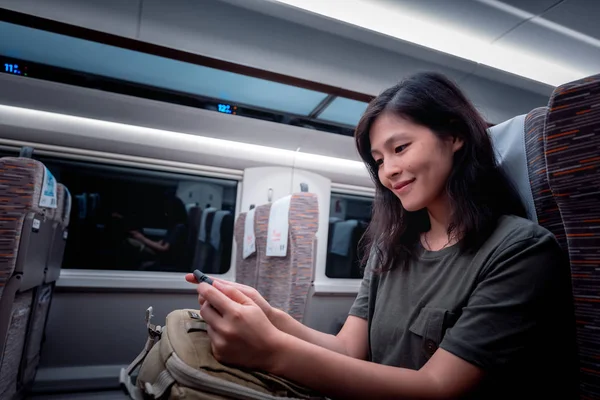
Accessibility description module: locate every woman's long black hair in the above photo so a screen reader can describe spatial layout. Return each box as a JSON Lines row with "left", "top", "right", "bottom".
{"left": 355, "top": 72, "right": 527, "bottom": 272}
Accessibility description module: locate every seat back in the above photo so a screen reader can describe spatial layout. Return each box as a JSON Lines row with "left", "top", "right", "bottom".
{"left": 489, "top": 74, "right": 600, "bottom": 397}
{"left": 544, "top": 74, "right": 600, "bottom": 398}
{"left": 326, "top": 219, "right": 367, "bottom": 279}
{"left": 209, "top": 211, "right": 234, "bottom": 274}
{"left": 45, "top": 184, "right": 70, "bottom": 284}
{"left": 20, "top": 183, "right": 72, "bottom": 390}
{"left": 185, "top": 206, "right": 202, "bottom": 269}
{"left": 234, "top": 211, "right": 260, "bottom": 287}
{"left": 191, "top": 207, "right": 217, "bottom": 272}
{"left": 254, "top": 193, "right": 319, "bottom": 322}
{"left": 0, "top": 157, "right": 55, "bottom": 399}
{"left": 253, "top": 203, "right": 272, "bottom": 297}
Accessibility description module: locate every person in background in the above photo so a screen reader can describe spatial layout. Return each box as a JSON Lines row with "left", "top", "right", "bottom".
{"left": 186, "top": 72, "right": 578, "bottom": 399}
{"left": 129, "top": 194, "right": 189, "bottom": 270}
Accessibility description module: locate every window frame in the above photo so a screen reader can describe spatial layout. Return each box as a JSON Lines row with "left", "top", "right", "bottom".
{"left": 0, "top": 139, "right": 243, "bottom": 292}
{"left": 313, "top": 184, "right": 374, "bottom": 295}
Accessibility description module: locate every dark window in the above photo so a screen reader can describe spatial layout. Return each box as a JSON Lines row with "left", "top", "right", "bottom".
{"left": 39, "top": 156, "right": 237, "bottom": 274}
{"left": 326, "top": 194, "right": 373, "bottom": 279}
{"left": 0, "top": 148, "right": 19, "bottom": 157}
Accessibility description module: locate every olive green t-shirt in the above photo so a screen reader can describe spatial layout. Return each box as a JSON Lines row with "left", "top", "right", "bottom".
{"left": 349, "top": 215, "right": 579, "bottom": 399}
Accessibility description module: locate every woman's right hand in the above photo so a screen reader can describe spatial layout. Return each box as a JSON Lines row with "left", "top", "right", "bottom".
{"left": 185, "top": 274, "right": 275, "bottom": 322}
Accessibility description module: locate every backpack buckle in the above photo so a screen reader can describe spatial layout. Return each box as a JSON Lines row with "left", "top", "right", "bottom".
{"left": 145, "top": 306, "right": 162, "bottom": 337}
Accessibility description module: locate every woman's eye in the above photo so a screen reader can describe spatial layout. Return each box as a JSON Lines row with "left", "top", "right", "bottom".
{"left": 395, "top": 143, "right": 410, "bottom": 153}
{"left": 375, "top": 159, "right": 383, "bottom": 167}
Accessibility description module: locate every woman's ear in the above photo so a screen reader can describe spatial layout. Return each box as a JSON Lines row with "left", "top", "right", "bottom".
{"left": 452, "top": 136, "right": 465, "bottom": 153}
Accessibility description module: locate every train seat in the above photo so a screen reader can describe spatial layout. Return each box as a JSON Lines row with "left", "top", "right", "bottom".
{"left": 20, "top": 183, "right": 72, "bottom": 390}
{"left": 254, "top": 193, "right": 319, "bottom": 322}
{"left": 489, "top": 73, "right": 600, "bottom": 398}
{"left": 544, "top": 73, "right": 600, "bottom": 399}
{"left": 0, "top": 155, "right": 56, "bottom": 399}
{"left": 233, "top": 210, "right": 260, "bottom": 287}
{"left": 209, "top": 210, "right": 233, "bottom": 274}
{"left": 192, "top": 207, "right": 217, "bottom": 272}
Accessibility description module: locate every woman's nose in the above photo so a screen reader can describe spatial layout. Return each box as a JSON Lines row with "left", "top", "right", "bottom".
{"left": 383, "top": 159, "right": 402, "bottom": 180}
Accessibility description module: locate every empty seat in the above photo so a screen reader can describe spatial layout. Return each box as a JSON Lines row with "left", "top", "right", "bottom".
{"left": 254, "top": 193, "right": 319, "bottom": 322}
{"left": 326, "top": 219, "right": 367, "bottom": 279}
{"left": 544, "top": 74, "right": 600, "bottom": 398}
{"left": 209, "top": 211, "right": 233, "bottom": 274}
{"left": 0, "top": 157, "right": 56, "bottom": 399}
{"left": 253, "top": 203, "right": 272, "bottom": 299}
{"left": 21, "top": 183, "right": 72, "bottom": 390}
{"left": 45, "top": 184, "right": 70, "bottom": 283}
{"left": 192, "top": 207, "right": 217, "bottom": 272}
{"left": 234, "top": 212, "right": 260, "bottom": 287}
{"left": 184, "top": 206, "right": 203, "bottom": 269}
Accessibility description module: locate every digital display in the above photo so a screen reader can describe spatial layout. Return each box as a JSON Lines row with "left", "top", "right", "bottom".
{"left": 2, "top": 58, "right": 29, "bottom": 77}
{"left": 4, "top": 63, "right": 26, "bottom": 76}
{"left": 217, "top": 103, "right": 237, "bottom": 115}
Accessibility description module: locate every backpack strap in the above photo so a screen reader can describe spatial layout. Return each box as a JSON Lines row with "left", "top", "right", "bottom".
{"left": 143, "top": 369, "right": 176, "bottom": 399}
{"left": 120, "top": 307, "right": 162, "bottom": 400}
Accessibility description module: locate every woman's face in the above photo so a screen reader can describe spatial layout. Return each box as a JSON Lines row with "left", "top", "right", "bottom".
{"left": 369, "top": 112, "right": 463, "bottom": 212}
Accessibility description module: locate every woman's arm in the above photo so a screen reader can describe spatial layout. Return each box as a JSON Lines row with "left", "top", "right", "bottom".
{"left": 270, "top": 332, "right": 483, "bottom": 400}
{"left": 199, "top": 281, "right": 484, "bottom": 400}
{"left": 271, "top": 308, "right": 368, "bottom": 359}
{"left": 185, "top": 274, "right": 368, "bottom": 359}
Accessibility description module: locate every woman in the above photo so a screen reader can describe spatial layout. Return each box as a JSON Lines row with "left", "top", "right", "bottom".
{"left": 185, "top": 72, "right": 578, "bottom": 399}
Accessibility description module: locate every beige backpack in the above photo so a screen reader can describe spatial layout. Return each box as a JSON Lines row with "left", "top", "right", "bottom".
{"left": 120, "top": 307, "right": 328, "bottom": 400}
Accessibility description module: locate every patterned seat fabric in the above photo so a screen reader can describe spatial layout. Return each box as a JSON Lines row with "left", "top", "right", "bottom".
{"left": 22, "top": 183, "right": 72, "bottom": 389}
{"left": 544, "top": 74, "right": 600, "bottom": 398}
{"left": 45, "top": 183, "right": 67, "bottom": 283}
{"left": 254, "top": 193, "right": 319, "bottom": 322}
{"left": 234, "top": 212, "right": 259, "bottom": 287}
{"left": 523, "top": 107, "right": 568, "bottom": 252}
{"left": 0, "top": 157, "right": 55, "bottom": 399}
{"left": 253, "top": 203, "right": 273, "bottom": 301}
{"left": 287, "top": 193, "right": 319, "bottom": 321}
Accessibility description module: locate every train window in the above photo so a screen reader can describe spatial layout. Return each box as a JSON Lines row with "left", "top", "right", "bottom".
{"left": 39, "top": 156, "right": 237, "bottom": 274}
{"left": 0, "top": 148, "right": 19, "bottom": 157}
{"left": 326, "top": 194, "right": 373, "bottom": 279}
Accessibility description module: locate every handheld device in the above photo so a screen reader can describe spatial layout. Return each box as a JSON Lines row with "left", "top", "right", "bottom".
{"left": 193, "top": 269, "right": 214, "bottom": 285}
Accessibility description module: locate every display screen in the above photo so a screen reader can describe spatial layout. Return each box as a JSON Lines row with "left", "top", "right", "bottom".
{"left": 217, "top": 103, "right": 237, "bottom": 115}
{"left": 3, "top": 61, "right": 27, "bottom": 76}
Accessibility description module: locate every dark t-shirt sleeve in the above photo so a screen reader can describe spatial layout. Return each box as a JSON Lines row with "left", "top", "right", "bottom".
{"left": 348, "top": 270, "right": 370, "bottom": 320}
{"left": 348, "top": 251, "right": 377, "bottom": 320}
{"left": 440, "top": 230, "right": 568, "bottom": 369}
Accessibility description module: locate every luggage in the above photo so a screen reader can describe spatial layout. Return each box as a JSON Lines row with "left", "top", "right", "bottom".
{"left": 120, "top": 307, "right": 328, "bottom": 400}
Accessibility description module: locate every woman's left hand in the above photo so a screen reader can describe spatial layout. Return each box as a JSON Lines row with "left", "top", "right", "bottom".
{"left": 198, "top": 281, "right": 286, "bottom": 372}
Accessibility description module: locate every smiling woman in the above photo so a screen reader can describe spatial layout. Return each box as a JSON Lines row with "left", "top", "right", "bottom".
{"left": 355, "top": 71, "right": 527, "bottom": 267}
{"left": 186, "top": 71, "right": 579, "bottom": 400}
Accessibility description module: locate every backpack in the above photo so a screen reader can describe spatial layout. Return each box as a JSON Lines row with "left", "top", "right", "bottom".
{"left": 120, "top": 307, "right": 329, "bottom": 400}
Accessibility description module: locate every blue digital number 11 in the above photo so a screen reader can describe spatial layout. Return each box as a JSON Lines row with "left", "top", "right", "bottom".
{"left": 4, "top": 64, "right": 20, "bottom": 74}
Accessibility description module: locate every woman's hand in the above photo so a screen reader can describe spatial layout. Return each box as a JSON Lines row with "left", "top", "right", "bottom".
{"left": 185, "top": 274, "right": 275, "bottom": 322}
{"left": 198, "top": 281, "right": 287, "bottom": 372}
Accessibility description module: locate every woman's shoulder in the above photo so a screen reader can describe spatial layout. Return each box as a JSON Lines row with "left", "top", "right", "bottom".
{"left": 495, "top": 214, "right": 555, "bottom": 238}
{"left": 483, "top": 214, "right": 563, "bottom": 259}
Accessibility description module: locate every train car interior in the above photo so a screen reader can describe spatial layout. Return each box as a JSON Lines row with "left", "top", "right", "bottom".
{"left": 0, "top": 0, "right": 598, "bottom": 398}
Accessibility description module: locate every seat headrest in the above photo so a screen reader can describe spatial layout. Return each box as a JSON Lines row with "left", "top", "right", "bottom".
{"left": 488, "top": 114, "right": 538, "bottom": 223}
